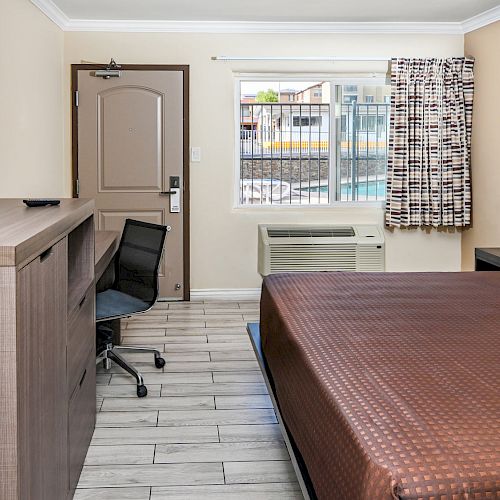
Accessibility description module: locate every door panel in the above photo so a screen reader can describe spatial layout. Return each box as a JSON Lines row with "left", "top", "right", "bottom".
{"left": 98, "top": 87, "right": 164, "bottom": 192}
{"left": 77, "top": 68, "right": 187, "bottom": 299}
{"left": 98, "top": 209, "right": 167, "bottom": 277}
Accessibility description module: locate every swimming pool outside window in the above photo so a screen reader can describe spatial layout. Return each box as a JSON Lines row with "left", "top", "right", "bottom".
{"left": 237, "top": 79, "right": 391, "bottom": 205}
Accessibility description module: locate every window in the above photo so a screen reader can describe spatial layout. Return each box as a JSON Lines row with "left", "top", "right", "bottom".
{"left": 292, "top": 116, "right": 322, "bottom": 127}
{"left": 343, "top": 94, "right": 357, "bottom": 104}
{"left": 238, "top": 79, "right": 390, "bottom": 205}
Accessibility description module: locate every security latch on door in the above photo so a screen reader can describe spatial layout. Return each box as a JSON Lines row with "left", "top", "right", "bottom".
{"left": 160, "top": 177, "right": 181, "bottom": 213}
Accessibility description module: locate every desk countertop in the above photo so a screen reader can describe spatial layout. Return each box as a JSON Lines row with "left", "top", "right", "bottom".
{"left": 0, "top": 198, "right": 94, "bottom": 267}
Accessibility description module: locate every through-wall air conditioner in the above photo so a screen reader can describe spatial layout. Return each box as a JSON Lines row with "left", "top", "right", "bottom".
{"left": 258, "top": 224, "right": 385, "bottom": 276}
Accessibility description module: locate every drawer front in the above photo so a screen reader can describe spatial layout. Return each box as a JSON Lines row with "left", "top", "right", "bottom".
{"left": 68, "top": 286, "right": 95, "bottom": 395}
{"left": 68, "top": 350, "right": 96, "bottom": 494}
{"left": 17, "top": 237, "right": 69, "bottom": 500}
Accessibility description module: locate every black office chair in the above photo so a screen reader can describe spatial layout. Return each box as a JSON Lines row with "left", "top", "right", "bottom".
{"left": 96, "top": 219, "right": 168, "bottom": 397}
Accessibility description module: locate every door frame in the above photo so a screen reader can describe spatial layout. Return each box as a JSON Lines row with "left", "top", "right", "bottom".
{"left": 71, "top": 64, "right": 190, "bottom": 301}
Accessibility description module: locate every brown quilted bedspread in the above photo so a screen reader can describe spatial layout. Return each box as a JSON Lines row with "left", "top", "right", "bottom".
{"left": 260, "top": 272, "right": 500, "bottom": 500}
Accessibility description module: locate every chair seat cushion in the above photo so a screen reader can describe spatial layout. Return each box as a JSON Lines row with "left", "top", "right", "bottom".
{"left": 96, "top": 289, "right": 149, "bottom": 320}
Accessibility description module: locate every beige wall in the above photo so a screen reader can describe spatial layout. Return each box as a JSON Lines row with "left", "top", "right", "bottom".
{"left": 0, "top": 0, "right": 64, "bottom": 197}
{"left": 63, "top": 32, "right": 464, "bottom": 289}
{"left": 462, "top": 22, "right": 500, "bottom": 270}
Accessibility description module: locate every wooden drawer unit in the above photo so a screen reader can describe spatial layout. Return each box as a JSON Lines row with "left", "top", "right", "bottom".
{"left": 68, "top": 285, "right": 95, "bottom": 396}
{"left": 17, "top": 238, "right": 68, "bottom": 500}
{"left": 0, "top": 199, "right": 96, "bottom": 500}
{"left": 68, "top": 350, "right": 96, "bottom": 495}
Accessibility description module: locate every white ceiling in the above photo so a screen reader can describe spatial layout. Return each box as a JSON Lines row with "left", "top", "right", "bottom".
{"left": 47, "top": 0, "right": 500, "bottom": 23}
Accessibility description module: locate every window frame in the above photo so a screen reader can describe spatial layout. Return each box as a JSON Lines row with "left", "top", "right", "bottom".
{"left": 234, "top": 75, "right": 388, "bottom": 209}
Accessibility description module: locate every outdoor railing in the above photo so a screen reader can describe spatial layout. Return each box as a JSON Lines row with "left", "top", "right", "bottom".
{"left": 239, "top": 102, "right": 390, "bottom": 204}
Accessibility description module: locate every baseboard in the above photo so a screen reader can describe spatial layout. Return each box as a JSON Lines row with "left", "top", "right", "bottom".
{"left": 189, "top": 288, "right": 261, "bottom": 301}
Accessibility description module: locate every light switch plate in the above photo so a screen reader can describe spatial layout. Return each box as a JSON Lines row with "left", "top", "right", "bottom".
{"left": 191, "top": 147, "right": 201, "bottom": 163}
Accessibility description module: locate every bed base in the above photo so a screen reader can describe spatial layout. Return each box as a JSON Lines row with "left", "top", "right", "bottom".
{"left": 247, "top": 322, "right": 316, "bottom": 500}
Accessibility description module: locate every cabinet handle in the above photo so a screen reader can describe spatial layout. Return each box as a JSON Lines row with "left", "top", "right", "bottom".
{"left": 40, "top": 246, "right": 53, "bottom": 262}
{"left": 79, "top": 369, "right": 87, "bottom": 387}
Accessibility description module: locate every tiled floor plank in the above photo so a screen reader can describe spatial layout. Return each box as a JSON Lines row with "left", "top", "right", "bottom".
{"left": 210, "top": 350, "right": 257, "bottom": 361}
{"left": 158, "top": 409, "right": 277, "bottom": 426}
{"left": 165, "top": 342, "right": 251, "bottom": 352}
{"left": 97, "top": 385, "right": 161, "bottom": 398}
{"left": 162, "top": 361, "right": 259, "bottom": 372}
{"left": 101, "top": 395, "right": 215, "bottom": 412}
{"left": 150, "top": 483, "right": 303, "bottom": 499}
{"left": 213, "top": 371, "right": 265, "bottom": 383}
{"left": 218, "top": 424, "right": 284, "bottom": 442}
{"left": 110, "top": 372, "right": 213, "bottom": 385}
{"left": 224, "top": 460, "right": 298, "bottom": 484}
{"left": 165, "top": 327, "right": 247, "bottom": 336}
{"left": 160, "top": 382, "right": 268, "bottom": 396}
{"left": 215, "top": 395, "right": 273, "bottom": 409}
{"left": 207, "top": 334, "right": 251, "bottom": 343}
{"left": 84, "top": 444, "right": 155, "bottom": 465}
{"left": 121, "top": 335, "right": 207, "bottom": 345}
{"left": 78, "top": 463, "right": 224, "bottom": 488}
{"left": 154, "top": 441, "right": 288, "bottom": 463}
{"left": 74, "top": 487, "right": 151, "bottom": 500}
{"left": 96, "top": 411, "right": 158, "bottom": 428}
{"left": 91, "top": 426, "right": 219, "bottom": 445}
{"left": 97, "top": 361, "right": 167, "bottom": 374}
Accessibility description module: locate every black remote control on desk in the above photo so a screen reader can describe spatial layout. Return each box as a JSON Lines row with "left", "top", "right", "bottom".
{"left": 23, "top": 199, "right": 61, "bottom": 207}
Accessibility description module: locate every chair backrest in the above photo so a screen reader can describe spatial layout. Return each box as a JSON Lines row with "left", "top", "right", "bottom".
{"left": 114, "top": 219, "right": 168, "bottom": 306}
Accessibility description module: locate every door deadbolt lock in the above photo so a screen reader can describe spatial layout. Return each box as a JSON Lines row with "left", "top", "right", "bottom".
{"left": 175, "top": 283, "right": 181, "bottom": 290}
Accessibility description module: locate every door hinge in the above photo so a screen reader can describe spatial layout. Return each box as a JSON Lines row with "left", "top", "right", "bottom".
{"left": 75, "top": 90, "right": 79, "bottom": 107}
{"left": 75, "top": 179, "right": 80, "bottom": 196}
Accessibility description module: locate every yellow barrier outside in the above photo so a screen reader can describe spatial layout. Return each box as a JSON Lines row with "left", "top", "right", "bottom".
{"left": 261, "top": 140, "right": 387, "bottom": 150}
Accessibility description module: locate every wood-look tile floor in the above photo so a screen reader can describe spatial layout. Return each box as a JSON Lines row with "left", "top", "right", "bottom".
{"left": 75, "top": 300, "right": 303, "bottom": 500}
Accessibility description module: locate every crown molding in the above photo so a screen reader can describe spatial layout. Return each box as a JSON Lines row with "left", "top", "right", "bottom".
{"left": 462, "top": 5, "right": 500, "bottom": 33}
{"left": 30, "top": 0, "right": 69, "bottom": 29}
{"left": 62, "top": 19, "right": 465, "bottom": 34}
{"left": 30, "top": 0, "right": 500, "bottom": 35}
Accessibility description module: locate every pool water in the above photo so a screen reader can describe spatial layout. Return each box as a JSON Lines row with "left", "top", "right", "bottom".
{"left": 303, "top": 179, "right": 386, "bottom": 198}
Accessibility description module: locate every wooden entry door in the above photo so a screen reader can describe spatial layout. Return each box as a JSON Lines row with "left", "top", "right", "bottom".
{"left": 74, "top": 65, "right": 189, "bottom": 300}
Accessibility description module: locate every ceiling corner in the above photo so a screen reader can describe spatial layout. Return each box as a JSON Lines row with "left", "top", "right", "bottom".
{"left": 462, "top": 5, "right": 500, "bottom": 34}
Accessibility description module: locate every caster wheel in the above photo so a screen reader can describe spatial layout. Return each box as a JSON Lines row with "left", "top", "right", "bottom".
{"left": 137, "top": 385, "right": 148, "bottom": 398}
{"left": 155, "top": 357, "right": 166, "bottom": 369}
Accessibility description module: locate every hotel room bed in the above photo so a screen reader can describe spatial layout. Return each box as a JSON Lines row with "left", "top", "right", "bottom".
{"left": 260, "top": 272, "right": 500, "bottom": 500}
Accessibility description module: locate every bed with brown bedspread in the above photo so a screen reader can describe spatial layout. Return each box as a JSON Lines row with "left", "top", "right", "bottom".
{"left": 260, "top": 272, "right": 500, "bottom": 500}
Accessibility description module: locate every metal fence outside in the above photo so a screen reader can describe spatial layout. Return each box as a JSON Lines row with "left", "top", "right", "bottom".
{"left": 239, "top": 102, "right": 389, "bottom": 204}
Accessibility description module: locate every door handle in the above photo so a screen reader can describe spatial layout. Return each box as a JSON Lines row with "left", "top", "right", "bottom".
{"left": 160, "top": 191, "right": 177, "bottom": 196}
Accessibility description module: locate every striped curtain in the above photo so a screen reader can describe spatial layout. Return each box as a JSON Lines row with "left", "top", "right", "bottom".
{"left": 386, "top": 58, "right": 474, "bottom": 227}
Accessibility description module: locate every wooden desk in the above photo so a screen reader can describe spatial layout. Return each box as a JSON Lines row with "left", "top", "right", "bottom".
{"left": 0, "top": 199, "right": 95, "bottom": 500}
{"left": 95, "top": 230, "right": 120, "bottom": 281}
{"left": 95, "top": 230, "right": 121, "bottom": 345}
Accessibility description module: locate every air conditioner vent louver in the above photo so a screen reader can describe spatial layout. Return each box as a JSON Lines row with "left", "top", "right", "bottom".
{"left": 267, "top": 227, "right": 355, "bottom": 238}
{"left": 258, "top": 224, "right": 385, "bottom": 276}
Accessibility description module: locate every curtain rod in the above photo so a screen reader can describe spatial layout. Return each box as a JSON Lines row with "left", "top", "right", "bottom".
{"left": 211, "top": 56, "right": 390, "bottom": 62}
